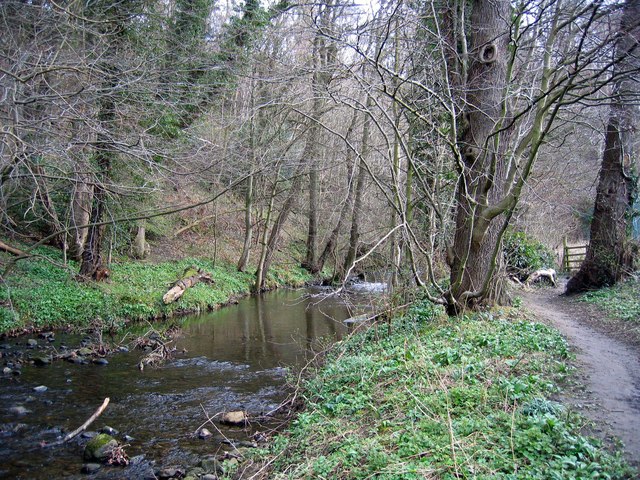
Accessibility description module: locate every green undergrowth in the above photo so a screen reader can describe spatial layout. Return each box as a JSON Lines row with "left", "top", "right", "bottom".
{"left": 0, "top": 246, "right": 312, "bottom": 333}
{"left": 581, "top": 278, "right": 640, "bottom": 323}
{"left": 250, "top": 303, "right": 634, "bottom": 479}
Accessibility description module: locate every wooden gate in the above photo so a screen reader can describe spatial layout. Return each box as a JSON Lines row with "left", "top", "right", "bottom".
{"left": 562, "top": 236, "right": 587, "bottom": 272}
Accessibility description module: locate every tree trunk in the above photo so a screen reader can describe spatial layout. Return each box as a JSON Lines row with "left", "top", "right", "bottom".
{"left": 132, "top": 225, "right": 148, "bottom": 259}
{"left": 237, "top": 174, "right": 254, "bottom": 272}
{"left": 258, "top": 164, "right": 305, "bottom": 290}
{"left": 446, "top": 0, "right": 512, "bottom": 315}
{"left": 79, "top": 75, "right": 116, "bottom": 278}
{"left": 567, "top": 0, "right": 640, "bottom": 293}
{"left": 68, "top": 165, "right": 94, "bottom": 261}
{"left": 315, "top": 111, "right": 359, "bottom": 275}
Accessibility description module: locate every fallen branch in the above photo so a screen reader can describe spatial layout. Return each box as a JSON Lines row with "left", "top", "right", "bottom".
{"left": 43, "top": 397, "right": 110, "bottom": 448}
{"left": 174, "top": 215, "right": 216, "bottom": 237}
{"left": 0, "top": 240, "right": 28, "bottom": 257}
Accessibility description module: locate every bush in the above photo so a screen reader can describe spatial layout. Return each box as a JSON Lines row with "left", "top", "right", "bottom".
{"left": 504, "top": 230, "right": 556, "bottom": 281}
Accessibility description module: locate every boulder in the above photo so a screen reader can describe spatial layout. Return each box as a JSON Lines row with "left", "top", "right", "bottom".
{"left": 84, "top": 433, "right": 118, "bottom": 462}
{"left": 220, "top": 411, "right": 247, "bottom": 426}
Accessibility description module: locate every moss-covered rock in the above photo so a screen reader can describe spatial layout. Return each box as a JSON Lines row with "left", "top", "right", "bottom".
{"left": 83, "top": 433, "right": 118, "bottom": 462}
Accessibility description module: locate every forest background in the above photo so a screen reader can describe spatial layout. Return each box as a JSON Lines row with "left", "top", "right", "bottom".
{"left": 1, "top": 0, "right": 639, "bottom": 326}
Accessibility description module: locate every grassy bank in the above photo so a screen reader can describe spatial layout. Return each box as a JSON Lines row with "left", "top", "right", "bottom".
{"left": 242, "top": 303, "right": 634, "bottom": 479}
{"left": 581, "top": 278, "right": 640, "bottom": 324}
{"left": 0, "top": 246, "right": 312, "bottom": 333}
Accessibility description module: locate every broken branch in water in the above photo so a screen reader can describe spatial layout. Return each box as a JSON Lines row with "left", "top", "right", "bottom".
{"left": 43, "top": 397, "right": 110, "bottom": 448}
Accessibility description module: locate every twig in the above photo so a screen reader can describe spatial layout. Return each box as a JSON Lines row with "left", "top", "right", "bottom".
{"left": 44, "top": 397, "right": 110, "bottom": 448}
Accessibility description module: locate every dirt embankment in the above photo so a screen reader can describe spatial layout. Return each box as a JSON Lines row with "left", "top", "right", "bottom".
{"left": 522, "top": 283, "right": 640, "bottom": 467}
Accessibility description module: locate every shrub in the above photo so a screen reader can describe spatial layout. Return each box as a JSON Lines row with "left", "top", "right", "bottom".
{"left": 504, "top": 230, "right": 556, "bottom": 281}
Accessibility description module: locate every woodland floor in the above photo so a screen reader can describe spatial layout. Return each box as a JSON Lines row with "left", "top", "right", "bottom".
{"left": 522, "top": 279, "right": 640, "bottom": 468}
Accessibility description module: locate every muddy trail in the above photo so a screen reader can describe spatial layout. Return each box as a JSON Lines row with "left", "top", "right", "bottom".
{"left": 522, "top": 282, "right": 640, "bottom": 467}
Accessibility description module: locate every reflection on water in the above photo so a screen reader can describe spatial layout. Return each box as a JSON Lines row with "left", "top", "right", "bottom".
{"left": 0, "top": 286, "right": 378, "bottom": 479}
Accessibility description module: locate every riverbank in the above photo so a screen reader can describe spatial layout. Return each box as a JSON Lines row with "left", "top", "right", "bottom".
{"left": 0, "top": 245, "right": 313, "bottom": 334}
{"left": 235, "top": 300, "right": 636, "bottom": 479}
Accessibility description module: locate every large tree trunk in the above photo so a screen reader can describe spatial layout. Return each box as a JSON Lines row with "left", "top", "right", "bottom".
{"left": 567, "top": 0, "right": 640, "bottom": 294}
{"left": 446, "top": 0, "right": 512, "bottom": 315}
{"left": 79, "top": 77, "right": 116, "bottom": 278}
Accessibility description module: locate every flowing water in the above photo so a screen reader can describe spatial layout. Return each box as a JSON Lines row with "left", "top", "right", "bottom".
{"left": 0, "top": 286, "right": 378, "bottom": 479}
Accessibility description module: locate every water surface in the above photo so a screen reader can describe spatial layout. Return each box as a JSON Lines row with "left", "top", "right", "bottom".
{"left": 0, "top": 287, "right": 375, "bottom": 479}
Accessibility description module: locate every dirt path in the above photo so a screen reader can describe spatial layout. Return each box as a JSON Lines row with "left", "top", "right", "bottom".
{"left": 522, "top": 283, "right": 640, "bottom": 466}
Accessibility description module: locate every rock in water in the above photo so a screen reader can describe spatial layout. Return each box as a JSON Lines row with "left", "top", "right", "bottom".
{"left": 27, "top": 339, "right": 37, "bottom": 348}
{"left": 220, "top": 411, "right": 247, "bottom": 426}
{"left": 84, "top": 433, "right": 118, "bottom": 462}
{"left": 9, "top": 406, "right": 30, "bottom": 416}
{"left": 100, "top": 426, "right": 118, "bottom": 435}
{"left": 33, "top": 357, "right": 51, "bottom": 366}
{"left": 81, "top": 463, "right": 101, "bottom": 474}
{"left": 33, "top": 385, "right": 48, "bottom": 393}
{"left": 198, "top": 428, "right": 212, "bottom": 439}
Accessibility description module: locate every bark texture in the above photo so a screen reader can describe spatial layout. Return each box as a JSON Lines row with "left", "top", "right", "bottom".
{"left": 446, "top": 0, "right": 512, "bottom": 314}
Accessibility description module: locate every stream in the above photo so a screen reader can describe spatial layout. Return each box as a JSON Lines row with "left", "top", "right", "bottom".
{"left": 0, "top": 286, "right": 380, "bottom": 479}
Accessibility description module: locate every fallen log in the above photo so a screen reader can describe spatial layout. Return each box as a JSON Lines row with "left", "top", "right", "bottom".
{"left": 526, "top": 268, "right": 557, "bottom": 287}
{"left": 162, "top": 266, "right": 214, "bottom": 304}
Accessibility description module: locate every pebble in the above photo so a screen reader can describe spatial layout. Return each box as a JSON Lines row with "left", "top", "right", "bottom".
{"left": 27, "top": 339, "right": 37, "bottom": 348}
{"left": 33, "top": 385, "right": 48, "bottom": 393}
{"left": 198, "top": 428, "right": 212, "bottom": 439}
{"left": 117, "top": 346, "right": 129, "bottom": 353}
{"left": 123, "top": 434, "right": 135, "bottom": 442}
{"left": 93, "top": 358, "right": 109, "bottom": 366}
{"left": 202, "top": 475, "right": 218, "bottom": 480}
{"left": 81, "top": 431, "right": 98, "bottom": 439}
{"left": 3, "top": 367, "right": 12, "bottom": 375}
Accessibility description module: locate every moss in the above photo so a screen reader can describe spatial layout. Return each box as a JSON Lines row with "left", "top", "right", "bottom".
{"left": 84, "top": 434, "right": 117, "bottom": 461}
